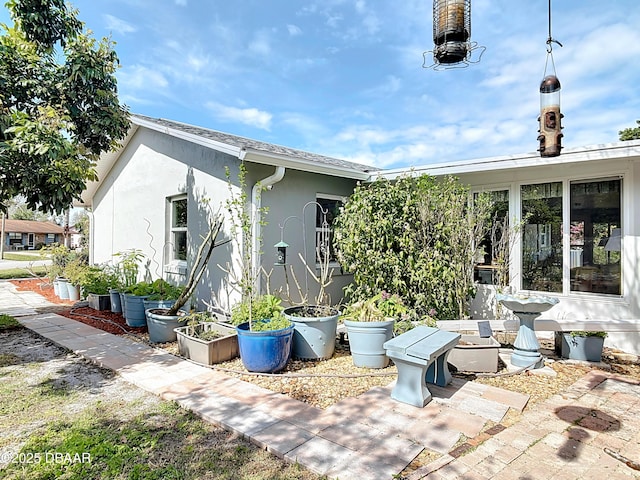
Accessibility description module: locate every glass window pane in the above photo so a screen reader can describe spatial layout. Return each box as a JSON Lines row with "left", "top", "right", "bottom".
{"left": 570, "top": 179, "right": 621, "bottom": 295}
{"left": 521, "top": 182, "right": 563, "bottom": 292}
{"left": 174, "top": 231, "right": 187, "bottom": 261}
{"left": 172, "top": 199, "right": 187, "bottom": 228}
{"left": 474, "top": 190, "right": 509, "bottom": 285}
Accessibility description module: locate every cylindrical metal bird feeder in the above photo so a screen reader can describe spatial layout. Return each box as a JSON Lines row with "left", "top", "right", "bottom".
{"left": 433, "top": 0, "right": 471, "bottom": 65}
{"left": 537, "top": 75, "right": 563, "bottom": 157}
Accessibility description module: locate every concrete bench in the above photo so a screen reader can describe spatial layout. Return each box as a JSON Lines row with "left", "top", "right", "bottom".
{"left": 383, "top": 326, "right": 461, "bottom": 407}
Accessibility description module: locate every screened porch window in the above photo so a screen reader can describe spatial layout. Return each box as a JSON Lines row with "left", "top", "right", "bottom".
{"left": 570, "top": 179, "right": 621, "bottom": 295}
{"left": 521, "top": 182, "right": 563, "bottom": 293}
{"left": 474, "top": 189, "right": 509, "bottom": 285}
{"left": 315, "top": 196, "right": 343, "bottom": 265}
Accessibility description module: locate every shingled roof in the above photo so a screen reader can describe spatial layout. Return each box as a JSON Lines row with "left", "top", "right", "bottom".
{"left": 132, "top": 114, "right": 378, "bottom": 176}
{"left": 3, "top": 219, "right": 65, "bottom": 234}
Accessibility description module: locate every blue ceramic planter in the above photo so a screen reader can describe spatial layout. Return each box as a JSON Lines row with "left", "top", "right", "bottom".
{"left": 236, "top": 321, "right": 294, "bottom": 373}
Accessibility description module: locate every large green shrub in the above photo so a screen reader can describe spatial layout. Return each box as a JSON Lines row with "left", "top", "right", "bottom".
{"left": 334, "top": 174, "right": 490, "bottom": 320}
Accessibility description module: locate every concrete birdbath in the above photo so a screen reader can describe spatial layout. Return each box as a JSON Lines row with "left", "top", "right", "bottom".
{"left": 496, "top": 293, "right": 559, "bottom": 369}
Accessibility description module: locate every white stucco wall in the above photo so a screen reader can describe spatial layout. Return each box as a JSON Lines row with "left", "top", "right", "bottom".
{"left": 90, "top": 128, "right": 357, "bottom": 314}
{"left": 91, "top": 128, "right": 242, "bottom": 312}
{"left": 460, "top": 154, "right": 640, "bottom": 354}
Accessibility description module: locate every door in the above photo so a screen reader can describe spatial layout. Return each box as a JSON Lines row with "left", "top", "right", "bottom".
{"left": 27, "top": 233, "right": 35, "bottom": 249}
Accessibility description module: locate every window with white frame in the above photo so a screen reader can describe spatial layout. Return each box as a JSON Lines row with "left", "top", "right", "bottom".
{"left": 570, "top": 178, "right": 621, "bottom": 295}
{"left": 169, "top": 196, "right": 187, "bottom": 261}
{"left": 473, "top": 189, "right": 509, "bottom": 285}
{"left": 315, "top": 195, "right": 343, "bottom": 265}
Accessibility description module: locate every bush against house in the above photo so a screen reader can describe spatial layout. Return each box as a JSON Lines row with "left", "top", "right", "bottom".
{"left": 334, "top": 174, "right": 490, "bottom": 320}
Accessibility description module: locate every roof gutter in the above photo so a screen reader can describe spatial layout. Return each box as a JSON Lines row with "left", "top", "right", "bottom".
{"left": 249, "top": 162, "right": 286, "bottom": 295}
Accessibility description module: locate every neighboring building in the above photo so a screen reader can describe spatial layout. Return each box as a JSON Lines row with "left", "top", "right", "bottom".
{"left": 1, "top": 219, "right": 65, "bottom": 250}
{"left": 77, "top": 114, "right": 377, "bottom": 312}
{"left": 80, "top": 114, "right": 640, "bottom": 354}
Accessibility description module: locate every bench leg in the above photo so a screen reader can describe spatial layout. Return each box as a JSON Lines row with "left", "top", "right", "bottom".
{"left": 425, "top": 351, "right": 453, "bottom": 387}
{"left": 389, "top": 357, "right": 432, "bottom": 408}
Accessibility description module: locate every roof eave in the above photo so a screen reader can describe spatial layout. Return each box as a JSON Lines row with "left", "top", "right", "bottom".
{"left": 378, "top": 140, "right": 640, "bottom": 180}
{"left": 241, "top": 149, "right": 372, "bottom": 181}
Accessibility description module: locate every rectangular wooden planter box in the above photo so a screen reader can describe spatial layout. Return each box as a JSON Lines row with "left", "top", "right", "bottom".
{"left": 87, "top": 293, "right": 111, "bottom": 311}
{"left": 175, "top": 323, "right": 239, "bottom": 365}
{"left": 447, "top": 335, "right": 500, "bottom": 373}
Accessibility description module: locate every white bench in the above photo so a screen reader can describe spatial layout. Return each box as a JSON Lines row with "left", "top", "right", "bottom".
{"left": 383, "top": 326, "right": 461, "bottom": 408}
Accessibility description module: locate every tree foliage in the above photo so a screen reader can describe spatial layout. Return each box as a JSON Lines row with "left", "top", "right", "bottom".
{"left": 0, "top": 0, "right": 130, "bottom": 214}
{"left": 334, "top": 175, "right": 491, "bottom": 320}
{"left": 619, "top": 120, "right": 640, "bottom": 141}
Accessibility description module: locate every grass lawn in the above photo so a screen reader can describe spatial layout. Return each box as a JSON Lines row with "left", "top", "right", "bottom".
{"left": 1, "top": 252, "right": 48, "bottom": 261}
{"left": 0, "top": 267, "right": 48, "bottom": 280}
{"left": 0, "top": 328, "right": 322, "bottom": 480}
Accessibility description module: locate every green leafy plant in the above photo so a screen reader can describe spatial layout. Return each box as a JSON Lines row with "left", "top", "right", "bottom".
{"left": 334, "top": 174, "right": 491, "bottom": 320}
{"left": 0, "top": 313, "right": 21, "bottom": 330}
{"left": 342, "top": 292, "right": 407, "bottom": 322}
{"left": 570, "top": 331, "right": 608, "bottom": 338}
{"left": 231, "top": 294, "right": 291, "bottom": 330}
{"left": 79, "top": 265, "right": 116, "bottom": 295}
{"left": 113, "top": 249, "right": 145, "bottom": 289}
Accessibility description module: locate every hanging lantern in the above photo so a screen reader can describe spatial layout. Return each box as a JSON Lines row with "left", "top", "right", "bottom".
{"left": 538, "top": 75, "right": 563, "bottom": 157}
{"left": 424, "top": 0, "right": 484, "bottom": 69}
{"left": 274, "top": 241, "right": 288, "bottom": 266}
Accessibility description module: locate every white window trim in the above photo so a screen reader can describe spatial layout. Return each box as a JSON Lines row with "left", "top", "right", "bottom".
{"left": 166, "top": 195, "right": 188, "bottom": 274}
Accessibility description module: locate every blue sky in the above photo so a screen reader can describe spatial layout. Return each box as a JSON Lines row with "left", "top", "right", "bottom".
{"left": 3, "top": 0, "right": 640, "bottom": 169}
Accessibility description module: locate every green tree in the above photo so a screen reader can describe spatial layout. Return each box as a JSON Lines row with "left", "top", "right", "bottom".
{"left": 0, "top": 0, "right": 130, "bottom": 215}
{"left": 619, "top": 120, "right": 640, "bottom": 141}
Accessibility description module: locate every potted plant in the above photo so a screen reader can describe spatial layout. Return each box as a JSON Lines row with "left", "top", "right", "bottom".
{"left": 81, "top": 265, "right": 115, "bottom": 310}
{"left": 342, "top": 291, "right": 407, "bottom": 368}
{"left": 557, "top": 330, "right": 607, "bottom": 362}
{"left": 143, "top": 279, "right": 184, "bottom": 343}
{"left": 281, "top": 251, "right": 340, "bottom": 361}
{"left": 174, "top": 311, "right": 239, "bottom": 365}
{"left": 232, "top": 294, "right": 294, "bottom": 373}
{"left": 110, "top": 249, "right": 145, "bottom": 315}
{"left": 62, "top": 257, "right": 88, "bottom": 302}
{"left": 144, "top": 204, "right": 227, "bottom": 342}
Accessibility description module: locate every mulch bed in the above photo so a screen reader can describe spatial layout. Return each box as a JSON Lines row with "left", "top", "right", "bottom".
{"left": 10, "top": 279, "right": 147, "bottom": 336}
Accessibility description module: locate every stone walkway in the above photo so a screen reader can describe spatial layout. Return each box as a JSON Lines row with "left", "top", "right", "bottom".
{"left": 1, "top": 280, "right": 639, "bottom": 479}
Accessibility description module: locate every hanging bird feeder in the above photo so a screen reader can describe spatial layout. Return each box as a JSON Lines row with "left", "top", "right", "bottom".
{"left": 424, "top": 0, "right": 484, "bottom": 70}
{"left": 537, "top": 0, "right": 564, "bottom": 157}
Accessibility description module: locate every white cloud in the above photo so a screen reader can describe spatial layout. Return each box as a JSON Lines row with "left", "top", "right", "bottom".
{"left": 104, "top": 14, "right": 136, "bottom": 35}
{"left": 249, "top": 30, "right": 272, "bottom": 56}
{"left": 175, "top": 0, "right": 187, "bottom": 5}
{"left": 287, "top": 24, "right": 302, "bottom": 36}
{"left": 206, "top": 102, "right": 273, "bottom": 130}
{"left": 119, "top": 65, "right": 169, "bottom": 92}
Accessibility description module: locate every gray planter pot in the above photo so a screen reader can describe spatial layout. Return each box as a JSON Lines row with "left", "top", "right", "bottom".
{"left": 57, "top": 278, "right": 69, "bottom": 300}
{"left": 447, "top": 335, "right": 500, "bottom": 373}
{"left": 123, "top": 294, "right": 149, "bottom": 327}
{"left": 87, "top": 293, "right": 111, "bottom": 311}
{"left": 558, "top": 333, "right": 605, "bottom": 362}
{"left": 284, "top": 306, "right": 339, "bottom": 360}
{"left": 145, "top": 308, "right": 184, "bottom": 343}
{"left": 109, "top": 289, "right": 122, "bottom": 313}
{"left": 344, "top": 318, "right": 395, "bottom": 368}
{"left": 67, "top": 283, "right": 81, "bottom": 301}
{"left": 175, "top": 323, "right": 239, "bottom": 365}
